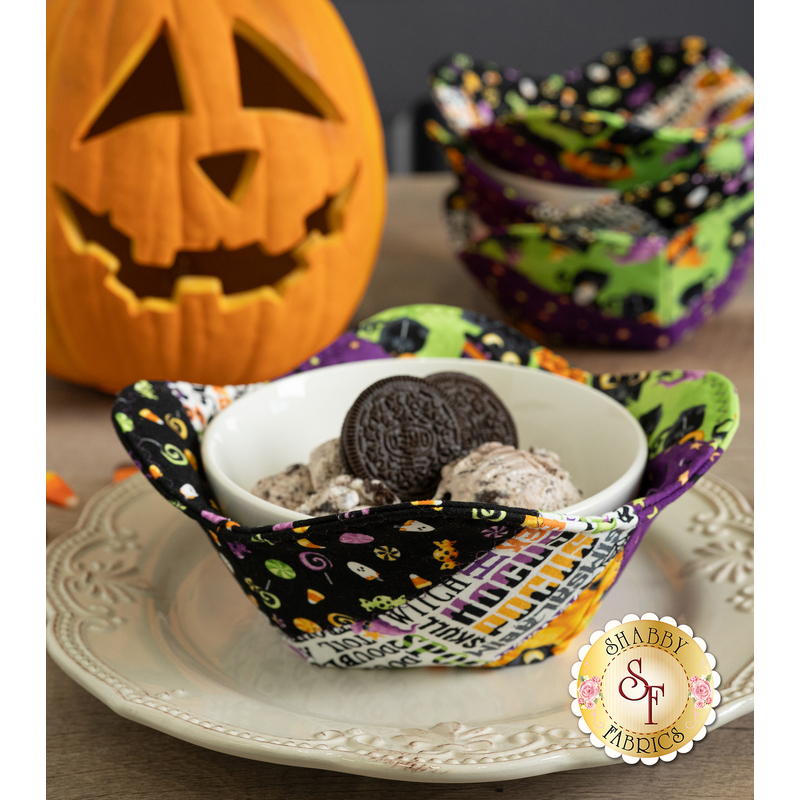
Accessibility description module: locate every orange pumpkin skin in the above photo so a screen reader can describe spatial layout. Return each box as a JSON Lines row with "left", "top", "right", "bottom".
{"left": 47, "top": 0, "right": 386, "bottom": 393}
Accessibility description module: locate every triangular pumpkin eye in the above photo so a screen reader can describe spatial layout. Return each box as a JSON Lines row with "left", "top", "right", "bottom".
{"left": 234, "top": 22, "right": 341, "bottom": 121}
{"left": 82, "top": 25, "right": 186, "bottom": 141}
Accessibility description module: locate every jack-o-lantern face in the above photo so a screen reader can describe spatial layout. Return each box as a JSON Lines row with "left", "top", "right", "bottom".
{"left": 47, "top": 0, "right": 386, "bottom": 392}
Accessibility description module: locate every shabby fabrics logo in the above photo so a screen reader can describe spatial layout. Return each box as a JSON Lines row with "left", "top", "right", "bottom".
{"left": 570, "top": 613, "right": 720, "bottom": 764}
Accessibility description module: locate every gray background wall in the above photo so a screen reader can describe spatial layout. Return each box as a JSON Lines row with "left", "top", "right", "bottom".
{"left": 330, "top": 0, "right": 754, "bottom": 172}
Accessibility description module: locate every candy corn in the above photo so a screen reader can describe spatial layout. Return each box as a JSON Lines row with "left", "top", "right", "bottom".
{"left": 112, "top": 465, "right": 139, "bottom": 483}
{"left": 46, "top": 471, "right": 78, "bottom": 508}
{"left": 410, "top": 574, "right": 432, "bottom": 590}
{"left": 297, "top": 538, "right": 324, "bottom": 549}
{"left": 307, "top": 589, "right": 325, "bottom": 605}
{"left": 293, "top": 617, "right": 322, "bottom": 633}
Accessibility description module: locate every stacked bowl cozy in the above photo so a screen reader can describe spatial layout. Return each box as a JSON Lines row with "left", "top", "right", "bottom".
{"left": 428, "top": 36, "right": 754, "bottom": 349}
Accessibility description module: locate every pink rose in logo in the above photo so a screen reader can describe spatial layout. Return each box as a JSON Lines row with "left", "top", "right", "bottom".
{"left": 579, "top": 676, "right": 602, "bottom": 709}
{"left": 689, "top": 676, "right": 713, "bottom": 709}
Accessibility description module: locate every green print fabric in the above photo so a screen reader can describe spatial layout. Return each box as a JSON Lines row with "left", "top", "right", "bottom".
{"left": 427, "top": 37, "right": 754, "bottom": 349}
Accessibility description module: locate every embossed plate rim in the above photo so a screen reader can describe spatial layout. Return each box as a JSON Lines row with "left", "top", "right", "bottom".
{"left": 46, "top": 473, "right": 753, "bottom": 783}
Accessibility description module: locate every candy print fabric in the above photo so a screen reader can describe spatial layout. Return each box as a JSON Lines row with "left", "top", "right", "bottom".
{"left": 112, "top": 304, "right": 738, "bottom": 668}
{"left": 427, "top": 37, "right": 754, "bottom": 349}
{"left": 429, "top": 37, "right": 754, "bottom": 186}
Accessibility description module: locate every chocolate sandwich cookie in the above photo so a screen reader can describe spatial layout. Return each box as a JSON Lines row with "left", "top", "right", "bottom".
{"left": 425, "top": 372, "right": 518, "bottom": 452}
{"left": 341, "top": 376, "right": 463, "bottom": 501}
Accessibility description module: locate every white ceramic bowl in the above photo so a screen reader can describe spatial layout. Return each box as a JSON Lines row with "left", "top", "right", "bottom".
{"left": 471, "top": 154, "right": 620, "bottom": 210}
{"left": 202, "top": 358, "right": 648, "bottom": 528}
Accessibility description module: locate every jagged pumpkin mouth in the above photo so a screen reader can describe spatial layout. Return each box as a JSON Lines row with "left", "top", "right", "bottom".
{"left": 53, "top": 176, "right": 354, "bottom": 300}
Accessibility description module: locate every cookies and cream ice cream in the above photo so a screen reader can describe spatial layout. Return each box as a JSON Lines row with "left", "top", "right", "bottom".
{"left": 253, "top": 438, "right": 581, "bottom": 516}
{"left": 307, "top": 438, "right": 344, "bottom": 491}
{"left": 434, "top": 441, "right": 582, "bottom": 511}
{"left": 251, "top": 463, "right": 313, "bottom": 511}
{"left": 252, "top": 438, "right": 399, "bottom": 515}
{"left": 252, "top": 372, "right": 580, "bottom": 516}
{"left": 297, "top": 474, "right": 399, "bottom": 515}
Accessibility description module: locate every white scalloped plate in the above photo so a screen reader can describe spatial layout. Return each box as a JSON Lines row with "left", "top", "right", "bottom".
{"left": 46, "top": 473, "right": 753, "bottom": 783}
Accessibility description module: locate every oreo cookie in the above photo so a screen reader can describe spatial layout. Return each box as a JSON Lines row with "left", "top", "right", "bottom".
{"left": 426, "top": 372, "right": 518, "bottom": 452}
{"left": 341, "top": 376, "right": 463, "bottom": 501}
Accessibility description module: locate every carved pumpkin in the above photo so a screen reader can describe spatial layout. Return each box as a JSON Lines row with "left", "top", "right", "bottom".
{"left": 47, "top": 0, "right": 386, "bottom": 392}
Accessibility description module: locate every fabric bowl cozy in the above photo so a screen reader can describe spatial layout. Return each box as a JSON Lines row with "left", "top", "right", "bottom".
{"left": 428, "top": 36, "right": 753, "bottom": 349}
{"left": 112, "top": 304, "right": 739, "bottom": 669}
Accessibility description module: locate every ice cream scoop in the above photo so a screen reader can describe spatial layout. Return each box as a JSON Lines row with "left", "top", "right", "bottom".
{"left": 434, "top": 441, "right": 581, "bottom": 511}
{"left": 308, "top": 438, "right": 344, "bottom": 491}
{"left": 252, "top": 463, "right": 313, "bottom": 511}
{"left": 296, "top": 474, "right": 399, "bottom": 516}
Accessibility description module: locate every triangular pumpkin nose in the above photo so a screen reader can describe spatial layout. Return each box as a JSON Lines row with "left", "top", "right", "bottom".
{"left": 197, "top": 150, "right": 258, "bottom": 201}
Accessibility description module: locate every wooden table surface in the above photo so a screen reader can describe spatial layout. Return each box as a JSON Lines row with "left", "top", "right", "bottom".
{"left": 47, "top": 174, "right": 753, "bottom": 798}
